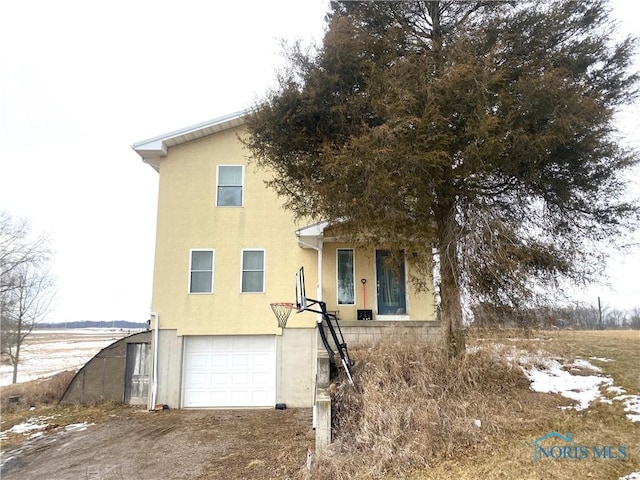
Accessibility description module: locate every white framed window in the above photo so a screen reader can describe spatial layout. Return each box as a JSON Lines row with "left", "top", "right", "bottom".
{"left": 216, "top": 165, "right": 244, "bottom": 207}
{"left": 337, "top": 249, "right": 355, "bottom": 305}
{"left": 241, "top": 249, "right": 265, "bottom": 293}
{"left": 189, "top": 249, "right": 214, "bottom": 294}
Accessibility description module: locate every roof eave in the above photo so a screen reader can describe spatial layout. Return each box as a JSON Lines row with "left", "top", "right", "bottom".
{"left": 131, "top": 109, "right": 249, "bottom": 167}
{"left": 296, "top": 221, "right": 331, "bottom": 248}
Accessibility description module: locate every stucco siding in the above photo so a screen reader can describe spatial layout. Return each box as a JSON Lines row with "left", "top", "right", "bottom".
{"left": 151, "top": 126, "right": 317, "bottom": 336}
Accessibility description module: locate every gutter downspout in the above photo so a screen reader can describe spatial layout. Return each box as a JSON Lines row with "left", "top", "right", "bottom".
{"left": 149, "top": 311, "right": 159, "bottom": 411}
{"left": 295, "top": 238, "right": 323, "bottom": 311}
{"left": 296, "top": 236, "right": 324, "bottom": 430}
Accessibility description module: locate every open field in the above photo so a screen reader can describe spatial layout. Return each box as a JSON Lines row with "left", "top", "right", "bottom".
{"left": 0, "top": 328, "right": 142, "bottom": 386}
{"left": 411, "top": 329, "right": 640, "bottom": 480}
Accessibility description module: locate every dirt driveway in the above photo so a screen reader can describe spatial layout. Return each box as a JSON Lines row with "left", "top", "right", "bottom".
{"left": 1, "top": 407, "right": 314, "bottom": 480}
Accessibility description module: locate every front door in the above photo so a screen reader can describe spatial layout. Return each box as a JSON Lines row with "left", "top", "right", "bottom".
{"left": 376, "top": 250, "right": 407, "bottom": 315}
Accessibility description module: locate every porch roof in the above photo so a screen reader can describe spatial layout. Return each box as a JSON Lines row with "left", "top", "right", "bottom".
{"left": 295, "top": 221, "right": 330, "bottom": 248}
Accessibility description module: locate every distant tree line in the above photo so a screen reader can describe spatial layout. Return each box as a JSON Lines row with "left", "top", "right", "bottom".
{"left": 473, "top": 303, "right": 640, "bottom": 330}
{"left": 36, "top": 320, "right": 148, "bottom": 329}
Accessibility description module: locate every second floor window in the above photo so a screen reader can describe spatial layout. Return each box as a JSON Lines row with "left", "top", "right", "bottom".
{"left": 241, "top": 249, "right": 265, "bottom": 293}
{"left": 189, "top": 249, "right": 214, "bottom": 294}
{"left": 217, "top": 165, "right": 243, "bottom": 207}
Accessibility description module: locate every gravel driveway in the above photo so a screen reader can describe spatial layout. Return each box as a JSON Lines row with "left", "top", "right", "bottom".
{"left": 1, "top": 407, "right": 314, "bottom": 480}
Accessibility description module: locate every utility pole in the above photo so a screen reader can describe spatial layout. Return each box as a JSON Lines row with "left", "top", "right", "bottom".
{"left": 598, "top": 297, "right": 602, "bottom": 330}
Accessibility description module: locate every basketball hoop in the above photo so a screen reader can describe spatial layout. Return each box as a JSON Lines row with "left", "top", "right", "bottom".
{"left": 270, "top": 302, "right": 294, "bottom": 328}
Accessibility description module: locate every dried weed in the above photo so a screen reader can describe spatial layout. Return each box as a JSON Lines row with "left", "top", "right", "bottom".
{"left": 310, "top": 341, "right": 530, "bottom": 479}
{"left": 0, "top": 370, "right": 76, "bottom": 414}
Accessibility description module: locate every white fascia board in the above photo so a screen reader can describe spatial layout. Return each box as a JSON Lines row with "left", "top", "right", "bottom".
{"left": 296, "top": 221, "right": 330, "bottom": 247}
{"left": 131, "top": 109, "right": 249, "bottom": 167}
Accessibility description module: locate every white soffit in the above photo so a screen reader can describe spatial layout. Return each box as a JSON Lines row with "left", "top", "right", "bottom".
{"left": 131, "top": 109, "right": 248, "bottom": 171}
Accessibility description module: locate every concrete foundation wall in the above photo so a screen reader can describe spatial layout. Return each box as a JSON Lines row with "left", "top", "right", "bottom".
{"left": 276, "top": 328, "right": 316, "bottom": 408}
{"left": 320, "top": 321, "right": 442, "bottom": 350}
{"left": 61, "top": 331, "right": 151, "bottom": 405}
{"left": 315, "top": 351, "right": 331, "bottom": 453}
{"left": 154, "top": 329, "right": 183, "bottom": 409}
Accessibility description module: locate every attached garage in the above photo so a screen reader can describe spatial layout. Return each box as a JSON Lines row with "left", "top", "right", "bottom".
{"left": 182, "top": 335, "right": 276, "bottom": 408}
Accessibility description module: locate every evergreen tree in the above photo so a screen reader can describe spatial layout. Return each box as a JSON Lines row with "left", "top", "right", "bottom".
{"left": 244, "top": 0, "right": 639, "bottom": 357}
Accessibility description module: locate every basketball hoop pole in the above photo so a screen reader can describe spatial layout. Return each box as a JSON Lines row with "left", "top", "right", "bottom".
{"left": 292, "top": 266, "right": 355, "bottom": 385}
{"left": 301, "top": 297, "right": 354, "bottom": 386}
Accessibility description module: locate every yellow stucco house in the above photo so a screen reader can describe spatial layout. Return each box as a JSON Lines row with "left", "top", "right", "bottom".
{"left": 132, "top": 110, "right": 439, "bottom": 410}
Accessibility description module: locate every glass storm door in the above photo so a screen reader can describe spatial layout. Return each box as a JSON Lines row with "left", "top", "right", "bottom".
{"left": 375, "top": 250, "right": 406, "bottom": 315}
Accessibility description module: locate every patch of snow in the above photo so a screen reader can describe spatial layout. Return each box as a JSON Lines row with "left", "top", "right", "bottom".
{"left": 65, "top": 422, "right": 91, "bottom": 432}
{"left": 608, "top": 386, "right": 627, "bottom": 395}
{"left": 487, "top": 343, "right": 559, "bottom": 368}
{"left": 589, "top": 356, "right": 613, "bottom": 363}
{"left": 515, "top": 353, "right": 640, "bottom": 423}
{"left": 522, "top": 358, "right": 612, "bottom": 411}
{"left": 572, "top": 358, "right": 602, "bottom": 372}
{"left": 620, "top": 473, "right": 640, "bottom": 480}
{"left": 0, "top": 415, "right": 57, "bottom": 437}
{"left": 614, "top": 395, "right": 640, "bottom": 422}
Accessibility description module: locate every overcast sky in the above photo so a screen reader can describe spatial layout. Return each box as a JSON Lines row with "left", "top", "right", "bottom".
{"left": 1, "top": 1, "right": 638, "bottom": 324}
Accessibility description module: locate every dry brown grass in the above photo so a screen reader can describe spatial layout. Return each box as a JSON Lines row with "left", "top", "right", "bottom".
{"left": 0, "top": 370, "right": 76, "bottom": 414}
{"left": 310, "top": 341, "right": 532, "bottom": 479}
{"left": 0, "top": 369, "right": 108, "bottom": 450}
{"left": 412, "top": 329, "right": 640, "bottom": 480}
{"left": 308, "top": 330, "right": 640, "bottom": 480}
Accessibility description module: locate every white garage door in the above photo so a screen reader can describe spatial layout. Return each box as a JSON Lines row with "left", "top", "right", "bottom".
{"left": 183, "top": 336, "right": 276, "bottom": 408}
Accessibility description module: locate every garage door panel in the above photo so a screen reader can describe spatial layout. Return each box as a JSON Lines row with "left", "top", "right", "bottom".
{"left": 231, "top": 372, "right": 249, "bottom": 385}
{"left": 231, "top": 354, "right": 250, "bottom": 367}
{"left": 188, "top": 337, "right": 212, "bottom": 352}
{"left": 211, "top": 391, "right": 227, "bottom": 404}
{"left": 185, "top": 390, "right": 208, "bottom": 405}
{"left": 213, "top": 337, "right": 233, "bottom": 349}
{"left": 231, "top": 337, "right": 253, "bottom": 350}
{"left": 185, "top": 372, "right": 208, "bottom": 387}
{"left": 251, "top": 371, "right": 272, "bottom": 385}
{"left": 187, "top": 353, "right": 210, "bottom": 369}
{"left": 211, "top": 373, "right": 228, "bottom": 386}
{"left": 230, "top": 390, "right": 249, "bottom": 403}
{"left": 250, "top": 390, "right": 272, "bottom": 404}
{"left": 183, "top": 336, "right": 275, "bottom": 408}
{"left": 211, "top": 353, "right": 230, "bottom": 368}
{"left": 252, "top": 353, "right": 271, "bottom": 367}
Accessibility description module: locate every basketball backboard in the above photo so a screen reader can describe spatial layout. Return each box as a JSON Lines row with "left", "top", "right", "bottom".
{"left": 295, "top": 267, "right": 307, "bottom": 312}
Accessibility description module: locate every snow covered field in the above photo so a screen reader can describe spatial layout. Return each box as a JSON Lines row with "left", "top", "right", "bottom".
{"left": 0, "top": 328, "right": 142, "bottom": 386}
